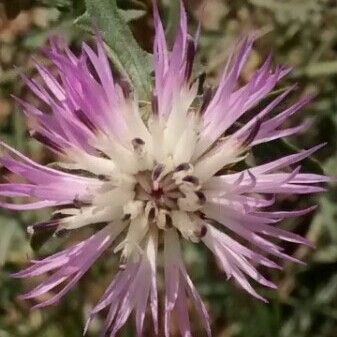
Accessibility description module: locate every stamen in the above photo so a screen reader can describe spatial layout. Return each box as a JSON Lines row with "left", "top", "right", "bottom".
{"left": 157, "top": 209, "right": 172, "bottom": 229}
{"left": 175, "top": 162, "right": 192, "bottom": 172}
{"left": 122, "top": 213, "right": 131, "bottom": 221}
{"left": 97, "top": 174, "right": 109, "bottom": 181}
{"left": 145, "top": 201, "right": 157, "bottom": 222}
{"left": 96, "top": 150, "right": 110, "bottom": 159}
{"left": 132, "top": 138, "right": 146, "bottom": 156}
{"left": 171, "top": 211, "right": 199, "bottom": 242}
{"left": 132, "top": 137, "right": 145, "bottom": 147}
{"left": 195, "top": 191, "right": 206, "bottom": 205}
{"left": 179, "top": 175, "right": 201, "bottom": 193}
{"left": 182, "top": 175, "right": 199, "bottom": 185}
{"left": 173, "top": 164, "right": 194, "bottom": 185}
{"left": 152, "top": 164, "right": 165, "bottom": 190}
{"left": 148, "top": 207, "right": 156, "bottom": 221}
{"left": 197, "top": 225, "right": 208, "bottom": 238}
{"left": 152, "top": 164, "right": 165, "bottom": 181}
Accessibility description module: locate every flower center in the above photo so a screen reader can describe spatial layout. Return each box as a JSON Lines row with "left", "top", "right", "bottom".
{"left": 132, "top": 162, "right": 206, "bottom": 214}
{"left": 110, "top": 141, "right": 209, "bottom": 263}
{"left": 151, "top": 187, "right": 164, "bottom": 200}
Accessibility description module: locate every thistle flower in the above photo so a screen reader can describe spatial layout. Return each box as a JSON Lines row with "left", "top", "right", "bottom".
{"left": 0, "top": 2, "right": 329, "bottom": 336}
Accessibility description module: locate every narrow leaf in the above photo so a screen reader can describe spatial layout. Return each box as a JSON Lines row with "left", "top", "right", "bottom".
{"left": 78, "top": 0, "right": 152, "bottom": 99}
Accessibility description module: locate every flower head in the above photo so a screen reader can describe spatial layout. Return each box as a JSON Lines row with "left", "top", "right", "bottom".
{"left": 1, "top": 2, "right": 329, "bottom": 336}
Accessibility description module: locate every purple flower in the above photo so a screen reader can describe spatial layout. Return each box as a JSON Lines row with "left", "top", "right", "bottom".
{"left": 1, "top": 2, "right": 330, "bottom": 336}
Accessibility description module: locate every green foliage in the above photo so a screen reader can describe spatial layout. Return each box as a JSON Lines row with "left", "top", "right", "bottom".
{"left": 76, "top": 0, "right": 152, "bottom": 100}
{"left": 249, "top": 0, "right": 323, "bottom": 24}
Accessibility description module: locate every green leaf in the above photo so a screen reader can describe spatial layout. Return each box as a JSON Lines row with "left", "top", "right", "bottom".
{"left": 116, "top": 0, "right": 147, "bottom": 9}
{"left": 32, "top": 0, "right": 71, "bottom": 10}
{"left": 164, "top": 0, "right": 180, "bottom": 45}
{"left": 74, "top": 11, "right": 91, "bottom": 30}
{"left": 0, "top": 218, "right": 17, "bottom": 266}
{"left": 72, "top": 0, "right": 86, "bottom": 17}
{"left": 313, "top": 245, "right": 337, "bottom": 263}
{"left": 77, "top": 7, "right": 147, "bottom": 25}
{"left": 320, "top": 197, "right": 337, "bottom": 241}
{"left": 0, "top": 215, "right": 27, "bottom": 266}
{"left": 299, "top": 61, "right": 337, "bottom": 77}
{"left": 77, "top": 0, "right": 152, "bottom": 100}
{"left": 119, "top": 9, "right": 146, "bottom": 23}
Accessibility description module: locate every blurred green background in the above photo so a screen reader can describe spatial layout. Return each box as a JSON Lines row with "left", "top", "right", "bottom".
{"left": 0, "top": 0, "right": 336, "bottom": 336}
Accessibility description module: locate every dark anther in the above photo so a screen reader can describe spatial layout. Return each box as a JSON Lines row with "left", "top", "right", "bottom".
{"left": 151, "top": 94, "right": 159, "bottom": 115}
{"left": 175, "top": 162, "right": 191, "bottom": 172}
{"left": 97, "top": 174, "right": 109, "bottom": 181}
{"left": 96, "top": 150, "right": 110, "bottom": 159}
{"left": 132, "top": 138, "right": 145, "bottom": 146}
{"left": 200, "top": 87, "right": 213, "bottom": 114}
{"left": 165, "top": 213, "right": 173, "bottom": 228}
{"left": 199, "top": 225, "right": 208, "bottom": 238}
{"left": 182, "top": 175, "right": 199, "bottom": 185}
{"left": 152, "top": 164, "right": 165, "bottom": 181}
{"left": 132, "top": 138, "right": 145, "bottom": 152}
{"left": 195, "top": 191, "right": 206, "bottom": 205}
{"left": 74, "top": 109, "right": 96, "bottom": 132}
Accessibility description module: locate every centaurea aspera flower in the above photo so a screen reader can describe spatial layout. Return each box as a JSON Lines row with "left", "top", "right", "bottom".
{"left": 0, "top": 2, "right": 329, "bottom": 336}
